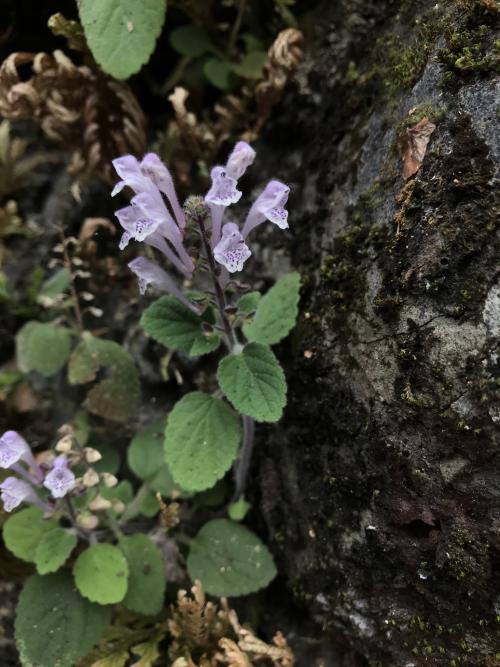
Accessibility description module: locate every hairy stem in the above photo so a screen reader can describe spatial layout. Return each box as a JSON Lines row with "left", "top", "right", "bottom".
{"left": 232, "top": 415, "right": 255, "bottom": 501}
{"left": 59, "top": 226, "right": 84, "bottom": 333}
{"left": 197, "top": 214, "right": 236, "bottom": 348}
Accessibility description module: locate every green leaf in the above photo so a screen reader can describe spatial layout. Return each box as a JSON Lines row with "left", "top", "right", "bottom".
{"left": 238, "top": 291, "right": 261, "bottom": 314}
{"left": 3, "top": 507, "right": 56, "bottom": 562}
{"left": 228, "top": 498, "right": 251, "bottom": 522}
{"left": 243, "top": 272, "right": 301, "bottom": 345}
{"left": 128, "top": 420, "right": 166, "bottom": 481}
{"left": 170, "top": 25, "right": 213, "bottom": 57}
{"left": 93, "top": 442, "right": 121, "bottom": 474}
{"left": 68, "top": 332, "right": 140, "bottom": 421}
{"left": 34, "top": 527, "right": 77, "bottom": 575}
{"left": 139, "top": 489, "right": 160, "bottom": 518}
{"left": 101, "top": 480, "right": 134, "bottom": 506}
{"left": 187, "top": 519, "right": 276, "bottom": 596}
{"left": 231, "top": 51, "right": 267, "bottom": 79}
{"left": 141, "top": 296, "right": 221, "bottom": 357}
{"left": 74, "top": 543, "right": 129, "bottom": 604}
{"left": 119, "top": 535, "right": 166, "bottom": 615}
{"left": 164, "top": 392, "right": 241, "bottom": 492}
{"left": 15, "top": 571, "right": 111, "bottom": 667}
{"left": 38, "top": 267, "right": 71, "bottom": 302}
{"left": 217, "top": 343, "right": 287, "bottom": 422}
{"left": 16, "top": 321, "right": 71, "bottom": 377}
{"left": 203, "top": 58, "right": 232, "bottom": 89}
{"left": 78, "top": 0, "right": 167, "bottom": 80}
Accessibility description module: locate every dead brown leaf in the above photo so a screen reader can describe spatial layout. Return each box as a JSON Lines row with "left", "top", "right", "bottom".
{"left": 398, "top": 116, "right": 436, "bottom": 180}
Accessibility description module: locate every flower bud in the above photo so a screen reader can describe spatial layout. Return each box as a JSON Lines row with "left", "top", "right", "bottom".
{"left": 55, "top": 435, "right": 73, "bottom": 453}
{"left": 88, "top": 495, "right": 112, "bottom": 511}
{"left": 112, "top": 500, "right": 125, "bottom": 514}
{"left": 82, "top": 468, "right": 99, "bottom": 487}
{"left": 84, "top": 447, "right": 102, "bottom": 463}
{"left": 77, "top": 512, "right": 99, "bottom": 530}
{"left": 183, "top": 195, "right": 209, "bottom": 223}
{"left": 101, "top": 472, "right": 118, "bottom": 488}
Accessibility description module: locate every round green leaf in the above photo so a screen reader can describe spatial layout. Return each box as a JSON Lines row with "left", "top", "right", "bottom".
{"left": 243, "top": 272, "right": 301, "bottom": 345}
{"left": 34, "top": 527, "right": 77, "bottom": 575}
{"left": 141, "top": 296, "right": 221, "bottom": 356}
{"left": 217, "top": 343, "right": 287, "bottom": 422}
{"left": 164, "top": 392, "right": 241, "bottom": 492}
{"left": 92, "top": 442, "right": 121, "bottom": 474}
{"left": 170, "top": 25, "right": 213, "bottom": 57}
{"left": 16, "top": 321, "right": 71, "bottom": 376}
{"left": 3, "top": 507, "right": 57, "bottom": 563}
{"left": 74, "top": 543, "right": 129, "bottom": 604}
{"left": 231, "top": 51, "right": 267, "bottom": 79}
{"left": 187, "top": 519, "right": 276, "bottom": 597}
{"left": 119, "top": 535, "right": 166, "bottom": 615}
{"left": 15, "top": 571, "right": 111, "bottom": 667}
{"left": 203, "top": 58, "right": 232, "bottom": 89}
{"left": 128, "top": 420, "right": 166, "bottom": 480}
{"left": 79, "top": 0, "right": 167, "bottom": 80}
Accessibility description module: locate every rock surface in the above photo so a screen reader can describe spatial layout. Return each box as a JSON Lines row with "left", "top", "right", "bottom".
{"left": 257, "top": 0, "right": 500, "bottom": 664}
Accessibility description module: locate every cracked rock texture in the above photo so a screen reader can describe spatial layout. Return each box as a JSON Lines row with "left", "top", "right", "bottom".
{"left": 256, "top": 0, "right": 500, "bottom": 664}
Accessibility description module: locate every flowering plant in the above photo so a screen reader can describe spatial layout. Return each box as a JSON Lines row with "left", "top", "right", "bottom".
{"left": 1, "top": 142, "right": 300, "bottom": 667}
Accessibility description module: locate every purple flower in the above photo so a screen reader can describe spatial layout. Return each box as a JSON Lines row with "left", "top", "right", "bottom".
{"left": 242, "top": 180, "right": 290, "bottom": 238}
{"left": 225, "top": 141, "right": 256, "bottom": 180}
{"left": 0, "top": 431, "right": 33, "bottom": 469}
{"left": 112, "top": 154, "right": 194, "bottom": 277}
{"left": 0, "top": 477, "right": 44, "bottom": 512}
{"left": 128, "top": 257, "right": 199, "bottom": 312}
{"left": 214, "top": 223, "right": 252, "bottom": 273}
{"left": 43, "top": 456, "right": 75, "bottom": 499}
{"left": 205, "top": 167, "right": 242, "bottom": 207}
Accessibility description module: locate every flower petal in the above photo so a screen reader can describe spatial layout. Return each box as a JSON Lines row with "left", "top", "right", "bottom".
{"left": 225, "top": 141, "right": 256, "bottom": 180}
{"left": 205, "top": 167, "right": 242, "bottom": 207}
{"left": 214, "top": 222, "right": 252, "bottom": 273}
{"left": 43, "top": 456, "right": 75, "bottom": 499}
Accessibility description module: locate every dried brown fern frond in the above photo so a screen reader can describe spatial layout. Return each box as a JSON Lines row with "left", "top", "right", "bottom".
{"left": 254, "top": 28, "right": 304, "bottom": 133}
{"left": 0, "top": 50, "right": 146, "bottom": 184}
{"left": 168, "top": 581, "right": 294, "bottom": 667}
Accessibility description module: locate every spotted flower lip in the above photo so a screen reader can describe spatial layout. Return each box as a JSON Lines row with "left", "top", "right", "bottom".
{"left": 43, "top": 455, "right": 76, "bottom": 499}
{"left": 0, "top": 476, "right": 45, "bottom": 512}
{"left": 205, "top": 167, "right": 243, "bottom": 207}
{"left": 242, "top": 180, "right": 290, "bottom": 238}
{"left": 0, "top": 431, "right": 33, "bottom": 469}
{"left": 225, "top": 141, "right": 256, "bottom": 180}
{"left": 213, "top": 222, "right": 252, "bottom": 273}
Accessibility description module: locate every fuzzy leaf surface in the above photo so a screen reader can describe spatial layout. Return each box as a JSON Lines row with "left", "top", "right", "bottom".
{"left": 16, "top": 321, "right": 71, "bottom": 377}
{"left": 3, "top": 507, "right": 56, "bottom": 563}
{"left": 68, "top": 332, "right": 140, "bottom": 421}
{"left": 34, "top": 526, "right": 77, "bottom": 575}
{"left": 217, "top": 343, "right": 286, "bottom": 422}
{"left": 187, "top": 519, "right": 276, "bottom": 597}
{"left": 15, "top": 571, "right": 111, "bottom": 667}
{"left": 79, "top": 0, "right": 167, "bottom": 80}
{"left": 243, "top": 272, "right": 301, "bottom": 345}
{"left": 74, "top": 543, "right": 129, "bottom": 604}
{"left": 141, "top": 296, "right": 221, "bottom": 356}
{"left": 119, "top": 535, "right": 166, "bottom": 615}
{"left": 164, "top": 392, "right": 241, "bottom": 492}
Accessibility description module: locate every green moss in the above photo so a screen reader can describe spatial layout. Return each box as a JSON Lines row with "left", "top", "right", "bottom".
{"left": 396, "top": 101, "right": 447, "bottom": 134}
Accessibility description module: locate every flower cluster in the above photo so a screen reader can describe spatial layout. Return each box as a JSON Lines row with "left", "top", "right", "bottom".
{"left": 0, "top": 430, "right": 75, "bottom": 512}
{"left": 111, "top": 141, "right": 290, "bottom": 299}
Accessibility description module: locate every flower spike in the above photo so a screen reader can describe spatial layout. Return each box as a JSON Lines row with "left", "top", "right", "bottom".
{"left": 214, "top": 223, "right": 252, "bottom": 273}
{"left": 128, "top": 257, "right": 199, "bottom": 312}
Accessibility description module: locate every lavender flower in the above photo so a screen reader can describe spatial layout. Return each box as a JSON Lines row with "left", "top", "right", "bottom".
{"left": 205, "top": 167, "right": 242, "bottom": 207}
{"left": 128, "top": 257, "right": 198, "bottom": 312}
{"left": 0, "top": 477, "right": 45, "bottom": 512}
{"left": 225, "top": 141, "right": 256, "bottom": 180}
{"left": 242, "top": 180, "right": 290, "bottom": 238}
{"left": 43, "top": 455, "right": 76, "bottom": 499}
{"left": 0, "top": 431, "right": 33, "bottom": 469}
{"left": 214, "top": 223, "right": 252, "bottom": 273}
{"left": 111, "top": 154, "right": 194, "bottom": 281}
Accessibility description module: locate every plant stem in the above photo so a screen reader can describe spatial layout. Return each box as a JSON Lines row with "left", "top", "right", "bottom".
{"left": 232, "top": 415, "right": 255, "bottom": 501}
{"left": 59, "top": 226, "right": 84, "bottom": 333}
{"left": 227, "top": 0, "right": 247, "bottom": 56}
{"left": 197, "top": 214, "right": 236, "bottom": 348}
{"left": 119, "top": 482, "right": 150, "bottom": 525}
